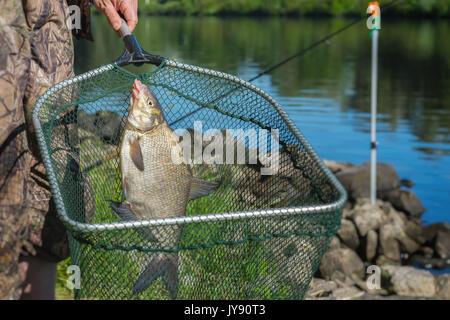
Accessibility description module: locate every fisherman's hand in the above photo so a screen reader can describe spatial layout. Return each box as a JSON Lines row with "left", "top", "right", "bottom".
{"left": 92, "top": 0, "right": 138, "bottom": 32}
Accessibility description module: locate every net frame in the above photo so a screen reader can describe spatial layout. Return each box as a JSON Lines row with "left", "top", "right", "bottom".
{"left": 32, "top": 58, "right": 348, "bottom": 299}
{"left": 33, "top": 59, "right": 346, "bottom": 234}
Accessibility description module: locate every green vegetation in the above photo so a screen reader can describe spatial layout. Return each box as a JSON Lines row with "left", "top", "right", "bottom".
{"left": 134, "top": 0, "right": 450, "bottom": 17}
{"left": 56, "top": 258, "right": 75, "bottom": 300}
{"left": 55, "top": 157, "right": 305, "bottom": 299}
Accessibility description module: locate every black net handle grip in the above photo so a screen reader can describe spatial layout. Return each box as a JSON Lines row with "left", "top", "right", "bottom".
{"left": 114, "top": 18, "right": 164, "bottom": 67}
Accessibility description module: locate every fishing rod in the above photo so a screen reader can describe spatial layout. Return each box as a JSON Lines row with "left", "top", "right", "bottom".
{"left": 169, "top": 0, "right": 403, "bottom": 127}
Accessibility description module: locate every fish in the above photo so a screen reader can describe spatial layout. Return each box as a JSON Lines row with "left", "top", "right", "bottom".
{"left": 108, "top": 79, "right": 220, "bottom": 299}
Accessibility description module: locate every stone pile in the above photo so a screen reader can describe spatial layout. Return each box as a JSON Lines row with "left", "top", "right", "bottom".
{"left": 306, "top": 160, "right": 450, "bottom": 300}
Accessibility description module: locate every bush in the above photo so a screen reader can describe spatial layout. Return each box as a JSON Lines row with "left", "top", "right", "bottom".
{"left": 138, "top": 0, "right": 450, "bottom": 17}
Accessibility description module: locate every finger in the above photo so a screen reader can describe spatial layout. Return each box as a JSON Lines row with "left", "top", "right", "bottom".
{"left": 120, "top": 1, "right": 138, "bottom": 32}
{"left": 103, "top": 2, "right": 123, "bottom": 31}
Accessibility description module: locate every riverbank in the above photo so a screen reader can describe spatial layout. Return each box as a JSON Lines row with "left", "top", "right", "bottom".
{"left": 54, "top": 111, "right": 449, "bottom": 299}
{"left": 129, "top": 0, "right": 450, "bottom": 18}
{"left": 305, "top": 160, "right": 450, "bottom": 300}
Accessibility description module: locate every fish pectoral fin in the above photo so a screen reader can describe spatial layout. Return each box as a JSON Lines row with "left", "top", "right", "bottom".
{"left": 133, "top": 255, "right": 178, "bottom": 299}
{"left": 129, "top": 136, "right": 144, "bottom": 171}
{"left": 108, "top": 200, "right": 158, "bottom": 242}
{"left": 108, "top": 200, "right": 137, "bottom": 221}
{"left": 188, "top": 177, "right": 221, "bottom": 200}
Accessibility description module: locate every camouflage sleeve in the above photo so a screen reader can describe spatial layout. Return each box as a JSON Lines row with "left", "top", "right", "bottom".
{"left": 67, "top": 0, "right": 93, "bottom": 41}
{"left": 0, "top": 0, "right": 31, "bottom": 300}
{"left": 1, "top": 0, "right": 83, "bottom": 299}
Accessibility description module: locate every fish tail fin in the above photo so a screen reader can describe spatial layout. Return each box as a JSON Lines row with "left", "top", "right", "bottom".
{"left": 133, "top": 254, "right": 178, "bottom": 299}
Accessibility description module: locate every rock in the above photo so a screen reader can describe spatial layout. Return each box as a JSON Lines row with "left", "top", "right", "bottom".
{"left": 96, "top": 110, "right": 124, "bottom": 143}
{"left": 358, "top": 293, "right": 435, "bottom": 300}
{"left": 273, "top": 144, "right": 307, "bottom": 179}
{"left": 381, "top": 189, "right": 426, "bottom": 218}
{"left": 281, "top": 237, "right": 318, "bottom": 288}
{"left": 328, "top": 236, "right": 341, "bottom": 251}
{"left": 329, "top": 270, "right": 357, "bottom": 288}
{"left": 382, "top": 208, "right": 420, "bottom": 255}
{"left": 342, "top": 207, "right": 353, "bottom": 219}
{"left": 376, "top": 255, "right": 400, "bottom": 266}
{"left": 78, "top": 128, "right": 118, "bottom": 169}
{"left": 400, "top": 179, "right": 415, "bottom": 188}
{"left": 384, "top": 202, "right": 407, "bottom": 225}
{"left": 332, "top": 286, "right": 365, "bottom": 300}
{"left": 351, "top": 202, "right": 387, "bottom": 237}
{"left": 78, "top": 110, "right": 124, "bottom": 145}
{"left": 417, "top": 246, "right": 434, "bottom": 258}
{"left": 276, "top": 150, "right": 296, "bottom": 179}
{"left": 307, "top": 278, "right": 338, "bottom": 298}
{"left": 236, "top": 188, "right": 258, "bottom": 204}
{"left": 344, "top": 201, "right": 352, "bottom": 210}
{"left": 379, "top": 224, "right": 401, "bottom": 262}
{"left": 331, "top": 270, "right": 359, "bottom": 288}
{"left": 405, "top": 220, "right": 423, "bottom": 243}
{"left": 235, "top": 167, "right": 262, "bottom": 192}
{"left": 388, "top": 211, "right": 420, "bottom": 254}
{"left": 420, "top": 223, "right": 450, "bottom": 243}
{"left": 398, "top": 236, "right": 420, "bottom": 255}
{"left": 435, "top": 231, "right": 450, "bottom": 259}
{"left": 435, "top": 274, "right": 450, "bottom": 300}
{"left": 419, "top": 223, "right": 450, "bottom": 258}
{"left": 335, "top": 162, "right": 400, "bottom": 200}
{"left": 323, "top": 160, "right": 354, "bottom": 174}
{"left": 257, "top": 175, "right": 298, "bottom": 207}
{"left": 382, "top": 265, "right": 436, "bottom": 298}
{"left": 308, "top": 277, "right": 326, "bottom": 287}
{"left": 408, "top": 254, "right": 449, "bottom": 270}
{"left": 366, "top": 230, "right": 378, "bottom": 261}
{"left": 337, "top": 219, "right": 360, "bottom": 250}
{"left": 319, "top": 248, "right": 365, "bottom": 281}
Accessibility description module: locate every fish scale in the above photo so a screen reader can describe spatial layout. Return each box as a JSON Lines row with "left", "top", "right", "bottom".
{"left": 120, "top": 123, "right": 192, "bottom": 220}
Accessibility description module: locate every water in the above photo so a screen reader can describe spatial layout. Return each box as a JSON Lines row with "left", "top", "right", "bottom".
{"left": 74, "top": 16, "right": 450, "bottom": 225}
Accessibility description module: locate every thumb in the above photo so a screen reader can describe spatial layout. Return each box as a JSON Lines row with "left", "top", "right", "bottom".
{"left": 103, "top": 2, "right": 123, "bottom": 31}
{"left": 119, "top": 2, "right": 138, "bottom": 32}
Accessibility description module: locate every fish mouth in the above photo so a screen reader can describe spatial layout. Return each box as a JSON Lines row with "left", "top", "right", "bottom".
{"left": 132, "top": 80, "right": 141, "bottom": 102}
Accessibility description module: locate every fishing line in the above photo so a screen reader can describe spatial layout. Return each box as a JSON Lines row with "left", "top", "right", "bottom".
{"left": 169, "top": 0, "right": 404, "bottom": 127}
{"left": 248, "top": 0, "right": 403, "bottom": 82}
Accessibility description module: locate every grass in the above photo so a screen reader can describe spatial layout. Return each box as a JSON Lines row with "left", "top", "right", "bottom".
{"left": 54, "top": 142, "right": 318, "bottom": 299}
{"left": 56, "top": 258, "right": 75, "bottom": 300}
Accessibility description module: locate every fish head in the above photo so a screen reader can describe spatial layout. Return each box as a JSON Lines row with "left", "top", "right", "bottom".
{"left": 128, "top": 79, "right": 165, "bottom": 131}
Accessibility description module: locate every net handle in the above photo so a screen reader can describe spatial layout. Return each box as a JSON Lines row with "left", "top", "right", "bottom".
{"left": 114, "top": 18, "right": 164, "bottom": 67}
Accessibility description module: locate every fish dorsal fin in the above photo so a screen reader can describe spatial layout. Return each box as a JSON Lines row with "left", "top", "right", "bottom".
{"left": 189, "top": 177, "right": 220, "bottom": 200}
{"left": 129, "top": 136, "right": 144, "bottom": 171}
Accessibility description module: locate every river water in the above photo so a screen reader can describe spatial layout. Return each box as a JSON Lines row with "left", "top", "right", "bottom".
{"left": 74, "top": 16, "right": 449, "bottom": 224}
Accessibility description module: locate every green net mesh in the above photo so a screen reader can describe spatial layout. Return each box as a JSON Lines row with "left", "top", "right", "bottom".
{"left": 33, "top": 59, "right": 346, "bottom": 300}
